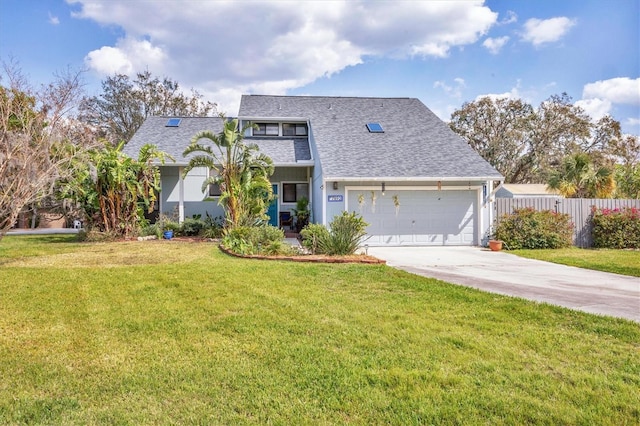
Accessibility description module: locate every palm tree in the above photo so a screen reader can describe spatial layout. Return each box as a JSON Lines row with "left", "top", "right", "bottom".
{"left": 548, "top": 152, "right": 615, "bottom": 198}
{"left": 183, "top": 119, "right": 274, "bottom": 228}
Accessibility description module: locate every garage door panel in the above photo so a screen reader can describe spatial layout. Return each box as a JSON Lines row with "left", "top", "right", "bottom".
{"left": 347, "top": 189, "right": 477, "bottom": 246}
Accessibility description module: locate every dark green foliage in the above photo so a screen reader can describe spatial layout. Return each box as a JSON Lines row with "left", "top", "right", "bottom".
{"left": 180, "top": 218, "right": 206, "bottom": 236}
{"left": 293, "top": 197, "right": 310, "bottom": 232}
{"left": 591, "top": 207, "right": 640, "bottom": 249}
{"left": 300, "top": 223, "right": 330, "bottom": 254}
{"left": 495, "top": 208, "right": 574, "bottom": 250}
{"left": 301, "top": 212, "right": 369, "bottom": 255}
{"left": 222, "top": 225, "right": 294, "bottom": 255}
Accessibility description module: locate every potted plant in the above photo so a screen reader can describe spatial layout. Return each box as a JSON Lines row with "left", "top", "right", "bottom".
{"left": 292, "top": 197, "right": 310, "bottom": 233}
{"left": 489, "top": 239, "right": 503, "bottom": 251}
{"left": 157, "top": 214, "right": 179, "bottom": 240}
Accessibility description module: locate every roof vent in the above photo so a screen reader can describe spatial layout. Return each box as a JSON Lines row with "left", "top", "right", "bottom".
{"left": 166, "top": 118, "right": 181, "bottom": 127}
{"left": 366, "top": 122, "right": 384, "bottom": 133}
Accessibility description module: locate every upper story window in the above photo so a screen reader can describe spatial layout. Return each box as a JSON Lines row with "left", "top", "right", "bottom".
{"left": 283, "top": 123, "right": 308, "bottom": 136}
{"left": 254, "top": 123, "right": 279, "bottom": 136}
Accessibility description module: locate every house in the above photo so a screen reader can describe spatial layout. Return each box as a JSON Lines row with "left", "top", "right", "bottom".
{"left": 125, "top": 95, "right": 503, "bottom": 246}
{"left": 495, "top": 184, "right": 562, "bottom": 198}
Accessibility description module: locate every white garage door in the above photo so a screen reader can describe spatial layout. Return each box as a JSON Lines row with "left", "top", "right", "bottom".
{"left": 347, "top": 189, "right": 478, "bottom": 246}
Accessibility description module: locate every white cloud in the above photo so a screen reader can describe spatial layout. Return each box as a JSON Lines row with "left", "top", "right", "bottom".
{"left": 628, "top": 117, "right": 640, "bottom": 126}
{"left": 521, "top": 17, "right": 576, "bottom": 46}
{"left": 476, "top": 84, "right": 521, "bottom": 101}
{"left": 434, "top": 78, "right": 466, "bottom": 99}
{"left": 85, "top": 38, "right": 166, "bottom": 76}
{"left": 575, "top": 98, "right": 613, "bottom": 121}
{"left": 582, "top": 77, "right": 640, "bottom": 105}
{"left": 483, "top": 36, "right": 509, "bottom": 54}
{"left": 48, "top": 13, "right": 60, "bottom": 25}
{"left": 500, "top": 11, "right": 517, "bottom": 25}
{"left": 69, "top": 0, "right": 498, "bottom": 114}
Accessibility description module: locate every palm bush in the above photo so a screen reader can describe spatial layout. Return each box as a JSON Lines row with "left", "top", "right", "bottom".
{"left": 301, "top": 212, "right": 368, "bottom": 255}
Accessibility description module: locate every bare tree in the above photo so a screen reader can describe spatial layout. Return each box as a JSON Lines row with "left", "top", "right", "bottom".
{"left": 0, "top": 60, "right": 92, "bottom": 240}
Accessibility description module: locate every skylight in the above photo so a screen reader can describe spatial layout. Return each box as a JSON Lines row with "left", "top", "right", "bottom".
{"left": 166, "top": 118, "right": 182, "bottom": 127}
{"left": 366, "top": 122, "right": 384, "bottom": 133}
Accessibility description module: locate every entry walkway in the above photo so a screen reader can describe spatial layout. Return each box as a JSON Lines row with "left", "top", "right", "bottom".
{"left": 368, "top": 246, "right": 640, "bottom": 323}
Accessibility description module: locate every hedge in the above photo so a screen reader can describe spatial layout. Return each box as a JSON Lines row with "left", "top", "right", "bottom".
{"left": 591, "top": 207, "right": 640, "bottom": 249}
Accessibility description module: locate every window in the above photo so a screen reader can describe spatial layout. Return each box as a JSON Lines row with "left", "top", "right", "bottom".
{"left": 209, "top": 170, "right": 222, "bottom": 197}
{"left": 254, "top": 123, "right": 279, "bottom": 136}
{"left": 209, "top": 182, "right": 222, "bottom": 197}
{"left": 282, "top": 183, "right": 309, "bottom": 203}
{"left": 282, "top": 123, "right": 308, "bottom": 136}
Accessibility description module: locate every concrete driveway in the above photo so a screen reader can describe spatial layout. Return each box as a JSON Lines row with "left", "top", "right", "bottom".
{"left": 368, "top": 246, "right": 640, "bottom": 323}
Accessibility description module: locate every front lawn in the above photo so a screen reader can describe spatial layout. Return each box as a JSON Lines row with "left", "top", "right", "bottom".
{"left": 1, "top": 235, "right": 639, "bottom": 424}
{"left": 512, "top": 247, "right": 640, "bottom": 277}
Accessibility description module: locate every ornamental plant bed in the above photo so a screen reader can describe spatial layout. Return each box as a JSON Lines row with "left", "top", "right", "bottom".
{"left": 219, "top": 245, "right": 385, "bottom": 264}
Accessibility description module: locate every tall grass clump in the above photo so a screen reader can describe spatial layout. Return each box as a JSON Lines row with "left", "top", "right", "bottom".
{"left": 301, "top": 211, "right": 368, "bottom": 255}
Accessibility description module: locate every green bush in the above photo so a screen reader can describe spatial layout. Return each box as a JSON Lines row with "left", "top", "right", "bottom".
{"left": 140, "top": 224, "right": 160, "bottom": 238}
{"left": 222, "top": 225, "right": 294, "bottom": 255}
{"left": 300, "top": 223, "right": 331, "bottom": 254}
{"left": 591, "top": 207, "right": 640, "bottom": 249}
{"left": 301, "top": 212, "right": 369, "bottom": 256}
{"left": 494, "top": 208, "right": 574, "bottom": 250}
{"left": 180, "top": 218, "right": 206, "bottom": 236}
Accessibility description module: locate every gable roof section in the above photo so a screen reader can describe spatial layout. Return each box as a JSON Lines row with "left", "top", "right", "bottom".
{"left": 239, "top": 95, "right": 502, "bottom": 180}
{"left": 125, "top": 116, "right": 310, "bottom": 166}
{"left": 246, "top": 137, "right": 312, "bottom": 165}
{"left": 124, "top": 116, "right": 225, "bottom": 165}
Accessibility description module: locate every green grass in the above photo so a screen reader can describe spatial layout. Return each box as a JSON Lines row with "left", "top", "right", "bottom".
{"left": 1, "top": 235, "right": 639, "bottom": 425}
{"left": 513, "top": 247, "right": 640, "bottom": 277}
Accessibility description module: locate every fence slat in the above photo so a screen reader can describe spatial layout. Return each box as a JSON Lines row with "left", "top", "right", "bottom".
{"left": 494, "top": 198, "right": 640, "bottom": 247}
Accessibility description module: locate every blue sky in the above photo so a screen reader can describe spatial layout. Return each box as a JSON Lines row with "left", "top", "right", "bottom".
{"left": 1, "top": 0, "right": 638, "bottom": 135}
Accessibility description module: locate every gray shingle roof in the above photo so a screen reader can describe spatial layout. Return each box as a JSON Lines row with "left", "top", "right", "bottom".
{"left": 124, "top": 116, "right": 225, "bottom": 164}
{"left": 245, "top": 137, "right": 312, "bottom": 164}
{"left": 124, "top": 116, "right": 310, "bottom": 166}
{"left": 239, "top": 95, "right": 502, "bottom": 180}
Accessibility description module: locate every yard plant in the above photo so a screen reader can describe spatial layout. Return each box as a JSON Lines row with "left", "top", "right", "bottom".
{"left": 494, "top": 207, "right": 574, "bottom": 249}
{"left": 1, "top": 235, "right": 638, "bottom": 424}
{"left": 591, "top": 206, "right": 640, "bottom": 249}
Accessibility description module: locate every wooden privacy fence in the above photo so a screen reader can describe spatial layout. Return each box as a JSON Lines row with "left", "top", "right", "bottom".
{"left": 494, "top": 198, "right": 640, "bottom": 248}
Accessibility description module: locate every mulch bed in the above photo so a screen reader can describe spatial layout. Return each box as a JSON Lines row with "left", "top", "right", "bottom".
{"left": 218, "top": 245, "right": 386, "bottom": 264}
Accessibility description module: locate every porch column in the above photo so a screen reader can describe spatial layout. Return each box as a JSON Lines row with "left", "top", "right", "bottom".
{"left": 178, "top": 166, "right": 185, "bottom": 223}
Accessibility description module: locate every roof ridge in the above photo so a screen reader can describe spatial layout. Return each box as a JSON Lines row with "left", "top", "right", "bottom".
{"left": 242, "top": 94, "right": 414, "bottom": 101}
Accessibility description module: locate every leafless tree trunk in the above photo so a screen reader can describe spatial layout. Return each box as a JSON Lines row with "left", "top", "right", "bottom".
{"left": 0, "top": 60, "right": 94, "bottom": 241}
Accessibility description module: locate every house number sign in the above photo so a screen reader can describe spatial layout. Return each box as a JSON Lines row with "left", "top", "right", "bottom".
{"left": 328, "top": 195, "right": 343, "bottom": 202}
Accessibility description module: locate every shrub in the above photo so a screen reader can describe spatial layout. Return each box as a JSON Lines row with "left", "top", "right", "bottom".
{"left": 591, "top": 207, "right": 640, "bottom": 249}
{"left": 180, "top": 218, "right": 206, "bottom": 236}
{"left": 301, "top": 212, "right": 369, "bottom": 256}
{"left": 494, "top": 207, "right": 574, "bottom": 250}
{"left": 300, "top": 223, "right": 330, "bottom": 254}
{"left": 222, "top": 225, "right": 294, "bottom": 255}
{"left": 140, "top": 224, "right": 160, "bottom": 238}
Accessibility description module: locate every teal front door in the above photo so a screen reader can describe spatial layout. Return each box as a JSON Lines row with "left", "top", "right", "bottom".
{"left": 267, "top": 184, "right": 278, "bottom": 227}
